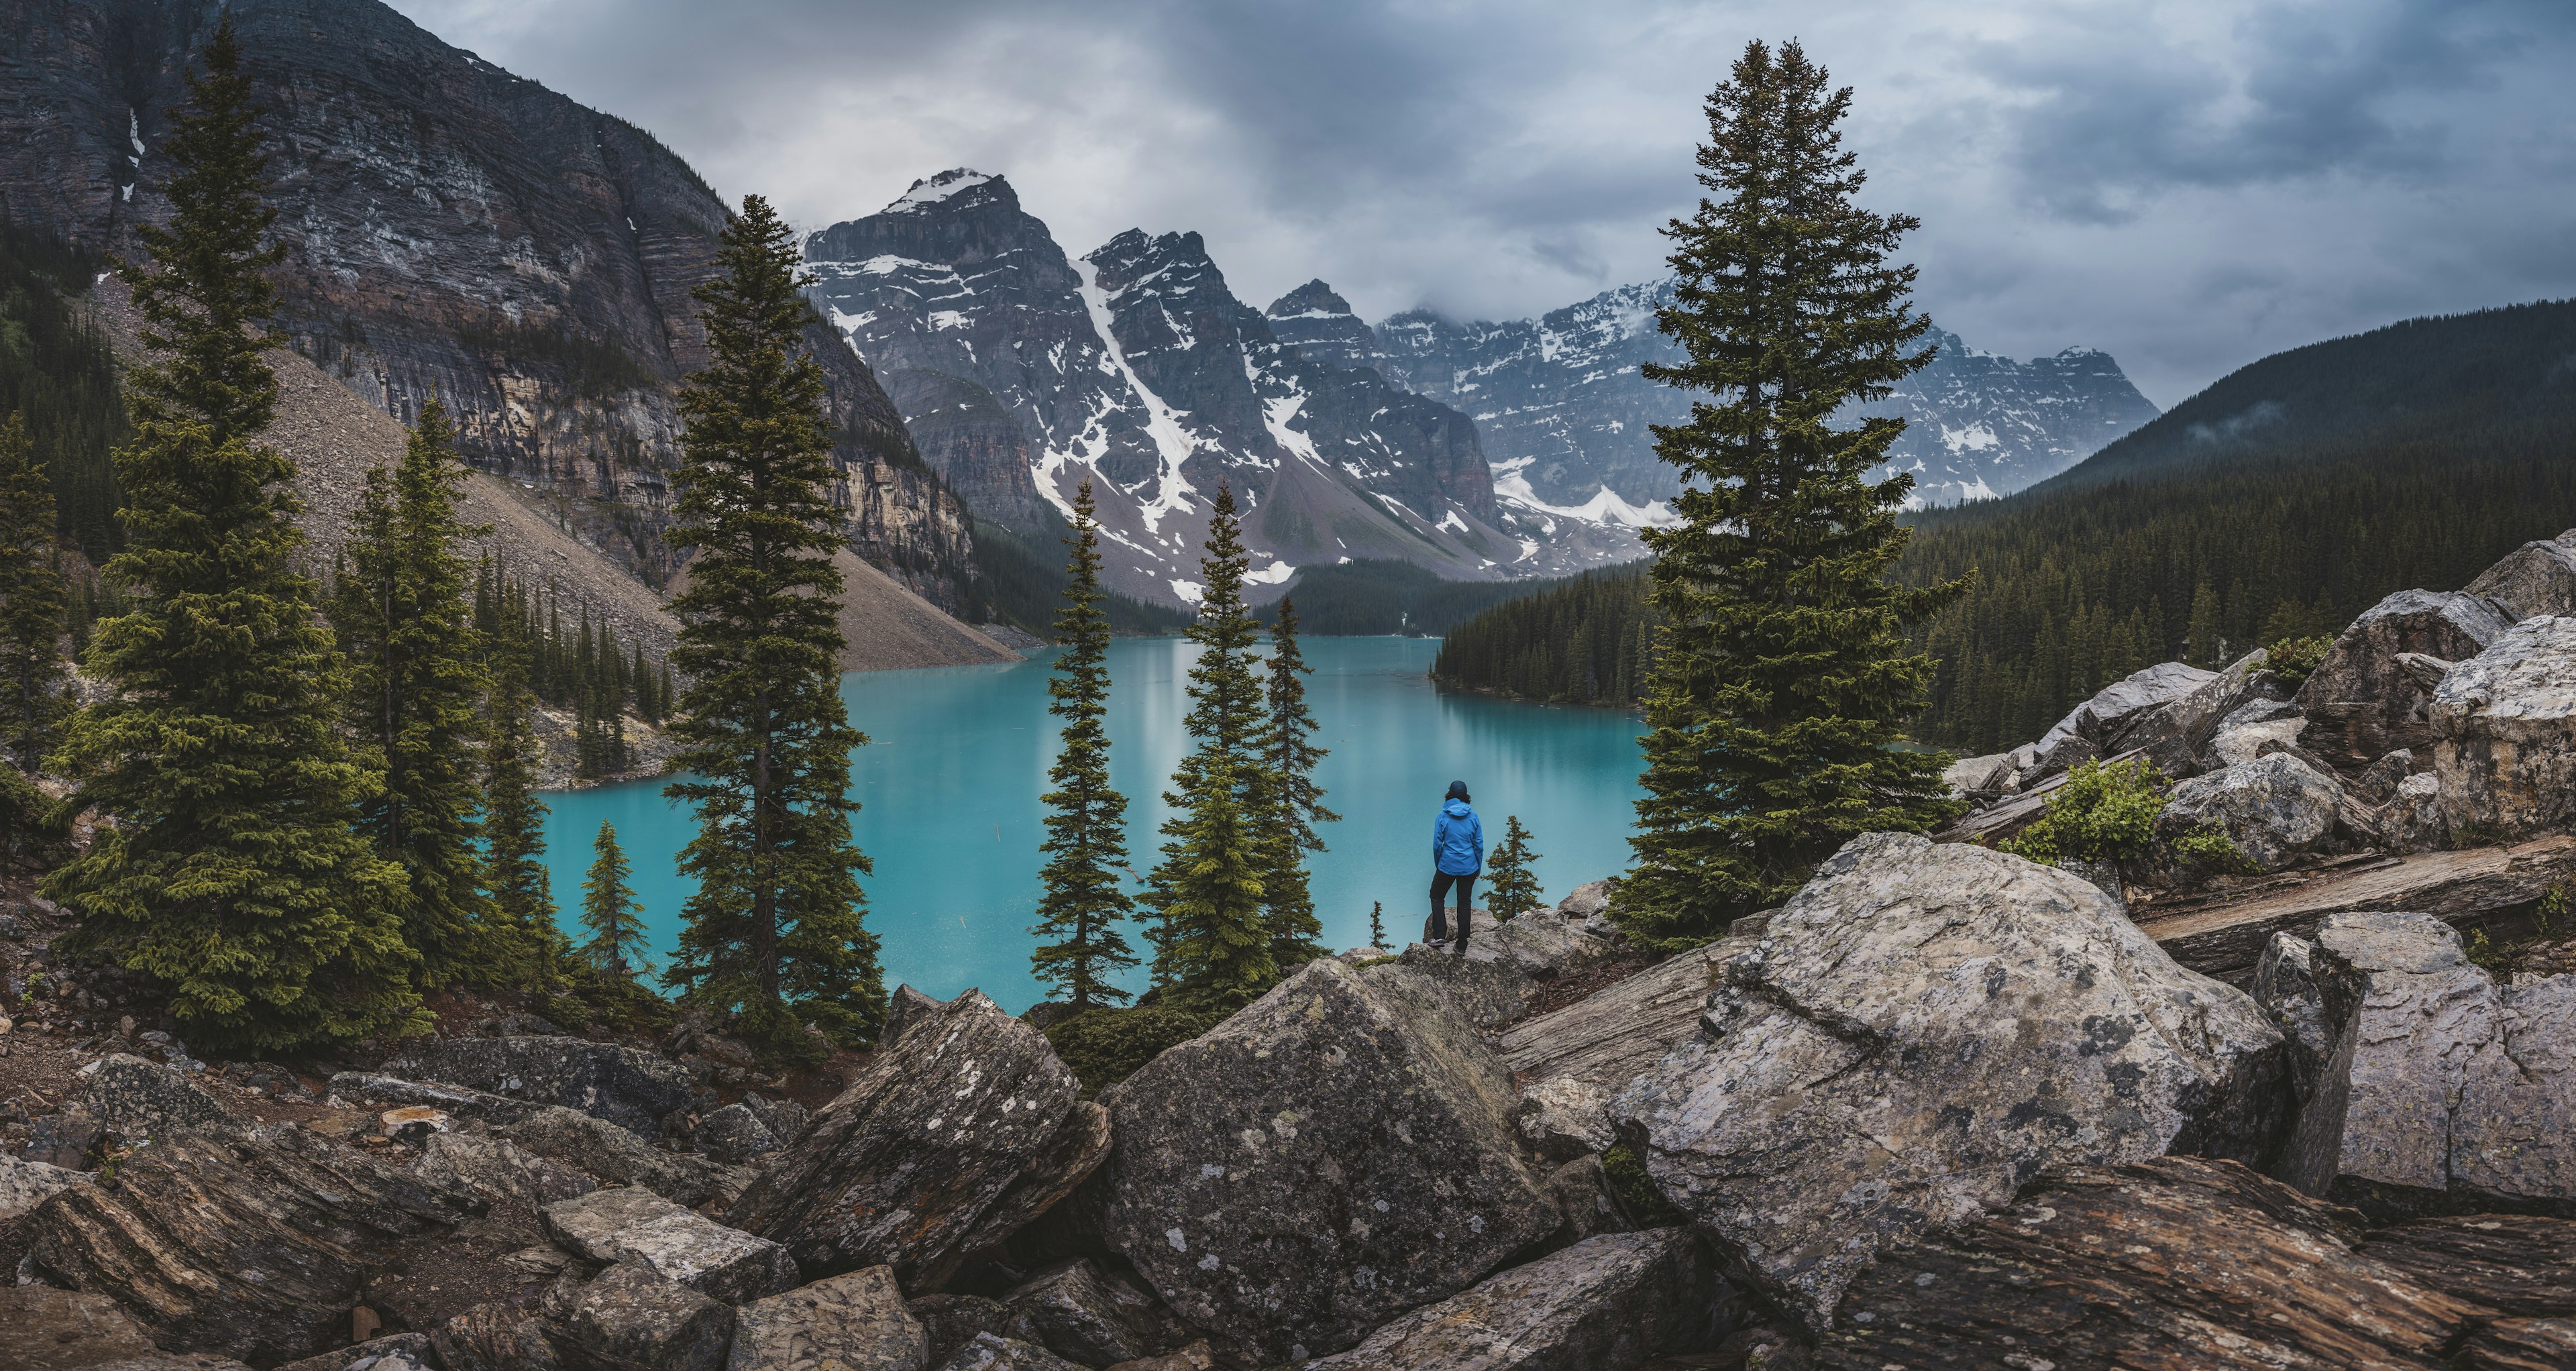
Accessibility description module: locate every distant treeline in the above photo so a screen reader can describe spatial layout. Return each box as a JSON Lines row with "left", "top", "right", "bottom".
{"left": 1246, "top": 559, "right": 1551, "bottom": 636}
{"left": 472, "top": 565, "right": 672, "bottom": 777}
{"left": 963, "top": 517, "right": 1193, "bottom": 639}
{"left": 0, "top": 224, "right": 126, "bottom": 561}
{"left": 1430, "top": 563, "right": 1656, "bottom": 706}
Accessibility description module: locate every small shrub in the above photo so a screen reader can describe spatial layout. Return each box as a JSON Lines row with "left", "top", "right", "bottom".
{"left": 1601, "top": 1142, "right": 1689, "bottom": 1226}
{"left": 2000, "top": 758, "right": 2171, "bottom": 867}
{"left": 2264, "top": 635, "right": 2335, "bottom": 692}
{"left": 2165, "top": 827, "right": 2255, "bottom": 877}
{"left": 1044, "top": 992, "right": 1231, "bottom": 1097}
{"left": 2466, "top": 927, "right": 2515, "bottom": 975}
{"left": 2539, "top": 882, "right": 2571, "bottom": 940}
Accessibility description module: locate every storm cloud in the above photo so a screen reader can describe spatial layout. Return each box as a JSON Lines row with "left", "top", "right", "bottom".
{"left": 384, "top": 0, "right": 2576, "bottom": 406}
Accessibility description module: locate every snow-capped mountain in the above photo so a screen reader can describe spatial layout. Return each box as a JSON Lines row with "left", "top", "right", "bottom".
{"left": 1366, "top": 280, "right": 2161, "bottom": 509}
{"left": 804, "top": 172, "right": 1635, "bottom": 607}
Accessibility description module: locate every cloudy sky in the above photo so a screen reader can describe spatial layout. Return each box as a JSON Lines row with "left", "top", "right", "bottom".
{"left": 385, "top": 0, "right": 2575, "bottom": 407}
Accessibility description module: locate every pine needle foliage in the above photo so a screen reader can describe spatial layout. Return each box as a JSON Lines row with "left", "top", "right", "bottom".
{"left": 0, "top": 413, "right": 68, "bottom": 766}
{"left": 1619, "top": 41, "right": 1966, "bottom": 951}
{"left": 331, "top": 399, "right": 492, "bottom": 983}
{"left": 46, "top": 19, "right": 421, "bottom": 1052}
{"left": 1432, "top": 564, "right": 1656, "bottom": 706}
{"left": 1486, "top": 816, "right": 1544, "bottom": 921}
{"left": 479, "top": 590, "right": 557, "bottom": 988}
{"left": 661, "top": 195, "right": 883, "bottom": 1053}
{"left": 1142, "top": 486, "right": 1274, "bottom": 1002}
{"left": 1031, "top": 482, "right": 1138, "bottom": 1009}
{"left": 579, "top": 821, "right": 649, "bottom": 979}
{"left": 1254, "top": 595, "right": 1334, "bottom": 967}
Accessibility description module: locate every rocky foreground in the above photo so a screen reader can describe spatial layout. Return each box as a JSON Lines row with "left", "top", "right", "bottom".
{"left": 16, "top": 535, "right": 2576, "bottom": 1370}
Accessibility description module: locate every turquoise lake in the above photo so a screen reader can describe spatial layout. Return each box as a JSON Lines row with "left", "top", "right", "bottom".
{"left": 537, "top": 636, "right": 1647, "bottom": 1014}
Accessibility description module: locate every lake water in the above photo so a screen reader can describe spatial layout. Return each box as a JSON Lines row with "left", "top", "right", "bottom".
{"left": 537, "top": 637, "right": 1647, "bottom": 1014}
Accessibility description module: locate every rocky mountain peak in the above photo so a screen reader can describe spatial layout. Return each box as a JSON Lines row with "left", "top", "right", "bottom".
{"left": 883, "top": 168, "right": 1000, "bottom": 214}
{"left": 1265, "top": 279, "right": 1389, "bottom": 375}
{"left": 1269, "top": 279, "right": 1354, "bottom": 319}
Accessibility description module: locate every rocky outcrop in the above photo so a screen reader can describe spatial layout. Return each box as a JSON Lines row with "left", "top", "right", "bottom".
{"left": 2464, "top": 531, "right": 2576, "bottom": 619}
{"left": 2277, "top": 912, "right": 2576, "bottom": 1219}
{"left": 542, "top": 1187, "right": 798, "bottom": 1306}
{"left": 1305, "top": 1229, "right": 1719, "bottom": 1371}
{"left": 29, "top": 1126, "right": 484, "bottom": 1365}
{"left": 2030, "top": 661, "right": 2218, "bottom": 777}
{"left": 418, "top": 1132, "right": 600, "bottom": 1209}
{"left": 1613, "top": 834, "right": 2287, "bottom": 1331}
{"left": 545, "top": 1263, "right": 735, "bottom": 1371}
{"left": 0, "top": 1286, "right": 164, "bottom": 1369}
{"left": 384, "top": 1036, "right": 694, "bottom": 1136}
{"left": 500, "top": 1107, "right": 721, "bottom": 1206}
{"left": 2149, "top": 752, "right": 2348, "bottom": 876}
{"left": 1377, "top": 940, "right": 1541, "bottom": 1028}
{"left": 2108, "top": 650, "right": 2286, "bottom": 779}
{"left": 2251, "top": 933, "right": 2333, "bottom": 1104}
{"left": 1000, "top": 1260, "right": 1187, "bottom": 1367}
{"left": 1476, "top": 911, "right": 1621, "bottom": 980}
{"left": 2383, "top": 771, "right": 2450, "bottom": 853}
{"left": 80, "top": 1053, "right": 233, "bottom": 1140}
{"left": 731, "top": 1266, "right": 929, "bottom": 1371}
{"left": 930, "top": 1335, "right": 1080, "bottom": 1371}
{"left": 1497, "top": 940, "right": 1735, "bottom": 1101}
{"left": 2204, "top": 698, "right": 2308, "bottom": 771}
{"left": 332, "top": 1073, "right": 544, "bottom": 1127}
{"left": 694, "top": 1103, "right": 780, "bottom": 1166}
{"left": 2432, "top": 614, "right": 2576, "bottom": 841}
{"left": 2297, "top": 589, "right": 2517, "bottom": 769}
{"left": 1513, "top": 1075, "right": 1615, "bottom": 1162}
{"left": 1818, "top": 1156, "right": 2551, "bottom": 1368}
{"left": 1093, "top": 958, "right": 1561, "bottom": 1362}
{"left": 729, "top": 990, "right": 1098, "bottom": 1291}
{"left": 0, "top": 1151, "right": 89, "bottom": 1221}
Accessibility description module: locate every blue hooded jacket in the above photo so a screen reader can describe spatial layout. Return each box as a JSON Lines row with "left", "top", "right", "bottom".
{"left": 1434, "top": 798, "right": 1484, "bottom": 875}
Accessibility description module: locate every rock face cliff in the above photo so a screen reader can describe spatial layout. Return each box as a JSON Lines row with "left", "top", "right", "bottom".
{"left": 1368, "top": 280, "right": 2161, "bottom": 510}
{"left": 1, "top": 0, "right": 977, "bottom": 605}
{"left": 805, "top": 170, "right": 1635, "bottom": 608}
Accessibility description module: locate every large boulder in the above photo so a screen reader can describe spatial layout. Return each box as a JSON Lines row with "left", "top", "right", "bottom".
{"left": 1497, "top": 940, "right": 1739, "bottom": 1102}
{"left": 0, "top": 1285, "right": 163, "bottom": 1370}
{"left": 0, "top": 1150, "right": 89, "bottom": 1220}
{"left": 1380, "top": 940, "right": 1541, "bottom": 1028}
{"left": 275, "top": 1336, "right": 438, "bottom": 1371}
{"left": 2277, "top": 912, "right": 2576, "bottom": 1219}
{"left": 542, "top": 1187, "right": 798, "bottom": 1306}
{"left": 500, "top": 1106, "right": 722, "bottom": 1206}
{"left": 2029, "top": 661, "right": 2218, "bottom": 778}
{"left": 1094, "top": 957, "right": 1562, "bottom": 1362}
{"left": 382, "top": 1036, "right": 694, "bottom": 1136}
{"left": 729, "top": 1266, "right": 929, "bottom": 1371}
{"left": 1000, "top": 1259, "right": 1187, "bottom": 1367}
{"left": 1304, "top": 1229, "right": 1717, "bottom": 1371}
{"left": 2381, "top": 771, "right": 2450, "bottom": 853}
{"left": 418, "top": 1132, "right": 600, "bottom": 1209}
{"left": 2104, "top": 649, "right": 2286, "bottom": 779}
{"left": 729, "top": 989, "right": 1102, "bottom": 1291}
{"left": 930, "top": 1336, "right": 1080, "bottom": 1371}
{"left": 2432, "top": 614, "right": 2576, "bottom": 841}
{"left": 543, "top": 1263, "right": 735, "bottom": 1371}
{"left": 28, "top": 1126, "right": 484, "bottom": 1366}
{"left": 2250, "top": 933, "right": 2332, "bottom": 1105}
{"left": 2465, "top": 530, "right": 2576, "bottom": 619}
{"left": 1552, "top": 881, "right": 1620, "bottom": 938}
{"left": 2202, "top": 699, "right": 2307, "bottom": 771}
{"left": 694, "top": 1103, "right": 780, "bottom": 1165}
{"left": 80, "top": 1054, "right": 233, "bottom": 1141}
{"left": 2148, "top": 752, "right": 2348, "bottom": 877}
{"left": 1476, "top": 912, "right": 1621, "bottom": 981}
{"left": 2297, "top": 588, "right": 2516, "bottom": 769}
{"left": 1611, "top": 833, "right": 2288, "bottom": 1332}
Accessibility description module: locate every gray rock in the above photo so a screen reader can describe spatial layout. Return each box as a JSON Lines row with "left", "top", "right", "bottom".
{"left": 2298, "top": 588, "right": 2517, "bottom": 769}
{"left": 501, "top": 1106, "right": 721, "bottom": 1206}
{"left": 1540, "top": 1154, "right": 1635, "bottom": 1247}
{"left": 2106, "top": 649, "right": 2284, "bottom": 779}
{"left": 2354, "top": 748, "right": 2417, "bottom": 804}
{"left": 331, "top": 1072, "right": 543, "bottom": 1126}
{"left": 1497, "top": 941, "right": 1739, "bottom": 1103}
{"left": 695, "top": 1103, "right": 780, "bottom": 1166}
{"left": 419, "top": 1132, "right": 600, "bottom": 1208}
{"left": 275, "top": 1334, "right": 439, "bottom": 1371}
{"left": 30, "top": 1125, "right": 484, "bottom": 1366}
{"left": 1612, "top": 833, "right": 2288, "bottom": 1333}
{"left": 384, "top": 1036, "right": 694, "bottom": 1136}
{"left": 2432, "top": 614, "right": 2576, "bottom": 841}
{"left": 542, "top": 1187, "right": 798, "bottom": 1306}
{"left": 1478, "top": 912, "right": 1620, "bottom": 981}
{"left": 2381, "top": 771, "right": 2450, "bottom": 854}
{"left": 930, "top": 1335, "right": 1080, "bottom": 1371}
{"left": 2251, "top": 934, "right": 2332, "bottom": 1105}
{"left": 80, "top": 1053, "right": 233, "bottom": 1141}
{"left": 2465, "top": 532, "right": 2576, "bottom": 619}
{"left": 2204, "top": 700, "right": 2310, "bottom": 772}
{"left": 0, "top": 1284, "right": 162, "bottom": 1370}
{"left": 1376, "top": 940, "right": 1542, "bottom": 1028}
{"left": 905, "top": 1295, "right": 1022, "bottom": 1366}
{"left": 739, "top": 1094, "right": 810, "bottom": 1146}
{"left": 1095, "top": 957, "right": 1561, "bottom": 1362}
{"left": 70, "top": 1359, "right": 254, "bottom": 1371}
{"left": 1002, "top": 1259, "right": 1185, "bottom": 1367}
{"left": 1941, "top": 752, "right": 2014, "bottom": 797}
{"left": 1514, "top": 1074, "right": 1613, "bottom": 1161}
{"left": 1553, "top": 881, "right": 1620, "bottom": 938}
{"left": 2054, "top": 857, "right": 2124, "bottom": 907}
{"left": 433, "top": 1301, "right": 561, "bottom": 1371}
{"left": 2454, "top": 973, "right": 2576, "bottom": 1210}
{"left": 0, "top": 1150, "right": 88, "bottom": 1221}
{"left": 2031, "top": 661, "right": 2218, "bottom": 778}
{"left": 729, "top": 990, "right": 1099, "bottom": 1292}
{"left": 2150, "top": 752, "right": 2347, "bottom": 877}
{"left": 883, "top": 985, "right": 947, "bottom": 1048}
{"left": 543, "top": 1263, "right": 735, "bottom": 1371}
{"left": 1304, "top": 1229, "right": 1718, "bottom": 1371}
{"left": 729, "top": 1266, "right": 928, "bottom": 1371}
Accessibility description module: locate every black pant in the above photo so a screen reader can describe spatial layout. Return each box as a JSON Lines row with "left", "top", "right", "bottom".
{"left": 1429, "top": 871, "right": 1477, "bottom": 944}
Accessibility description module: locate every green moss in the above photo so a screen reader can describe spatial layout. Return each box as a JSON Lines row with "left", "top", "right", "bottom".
{"left": 1043, "top": 992, "right": 1233, "bottom": 1097}
{"left": 1600, "top": 1142, "right": 1688, "bottom": 1226}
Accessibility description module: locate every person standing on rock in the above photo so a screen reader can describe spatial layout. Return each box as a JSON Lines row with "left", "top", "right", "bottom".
{"left": 1430, "top": 780, "right": 1485, "bottom": 953}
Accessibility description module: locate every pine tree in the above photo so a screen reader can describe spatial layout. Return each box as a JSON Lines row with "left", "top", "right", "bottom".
{"left": 1486, "top": 816, "right": 1544, "bottom": 921}
{"left": 1141, "top": 487, "right": 1273, "bottom": 1001}
{"left": 1619, "top": 41, "right": 1967, "bottom": 951}
{"left": 579, "top": 821, "right": 649, "bottom": 979}
{"left": 45, "top": 19, "right": 420, "bottom": 1052}
{"left": 1253, "top": 594, "right": 1334, "bottom": 967}
{"left": 482, "top": 628, "right": 557, "bottom": 986}
{"left": 330, "top": 399, "right": 492, "bottom": 982}
{"left": 2184, "top": 580, "right": 2224, "bottom": 668}
{"left": 1368, "top": 901, "right": 1385, "bottom": 950}
{"left": 0, "top": 413, "right": 67, "bottom": 767}
{"left": 662, "top": 195, "right": 883, "bottom": 1052}
{"left": 1030, "top": 481, "right": 1138, "bottom": 1009}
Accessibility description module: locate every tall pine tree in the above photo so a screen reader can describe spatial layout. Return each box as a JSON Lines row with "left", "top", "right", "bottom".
{"left": 46, "top": 19, "right": 419, "bottom": 1051}
{"left": 331, "top": 399, "right": 492, "bottom": 983}
{"left": 1619, "top": 41, "right": 1966, "bottom": 951}
{"left": 1254, "top": 594, "right": 1334, "bottom": 967}
{"left": 1030, "top": 481, "right": 1138, "bottom": 1009}
{"left": 0, "top": 413, "right": 67, "bottom": 767}
{"left": 662, "top": 195, "right": 883, "bottom": 1052}
{"left": 1142, "top": 487, "right": 1273, "bottom": 1001}
{"left": 580, "top": 820, "right": 648, "bottom": 979}
{"left": 482, "top": 622, "right": 557, "bottom": 985}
